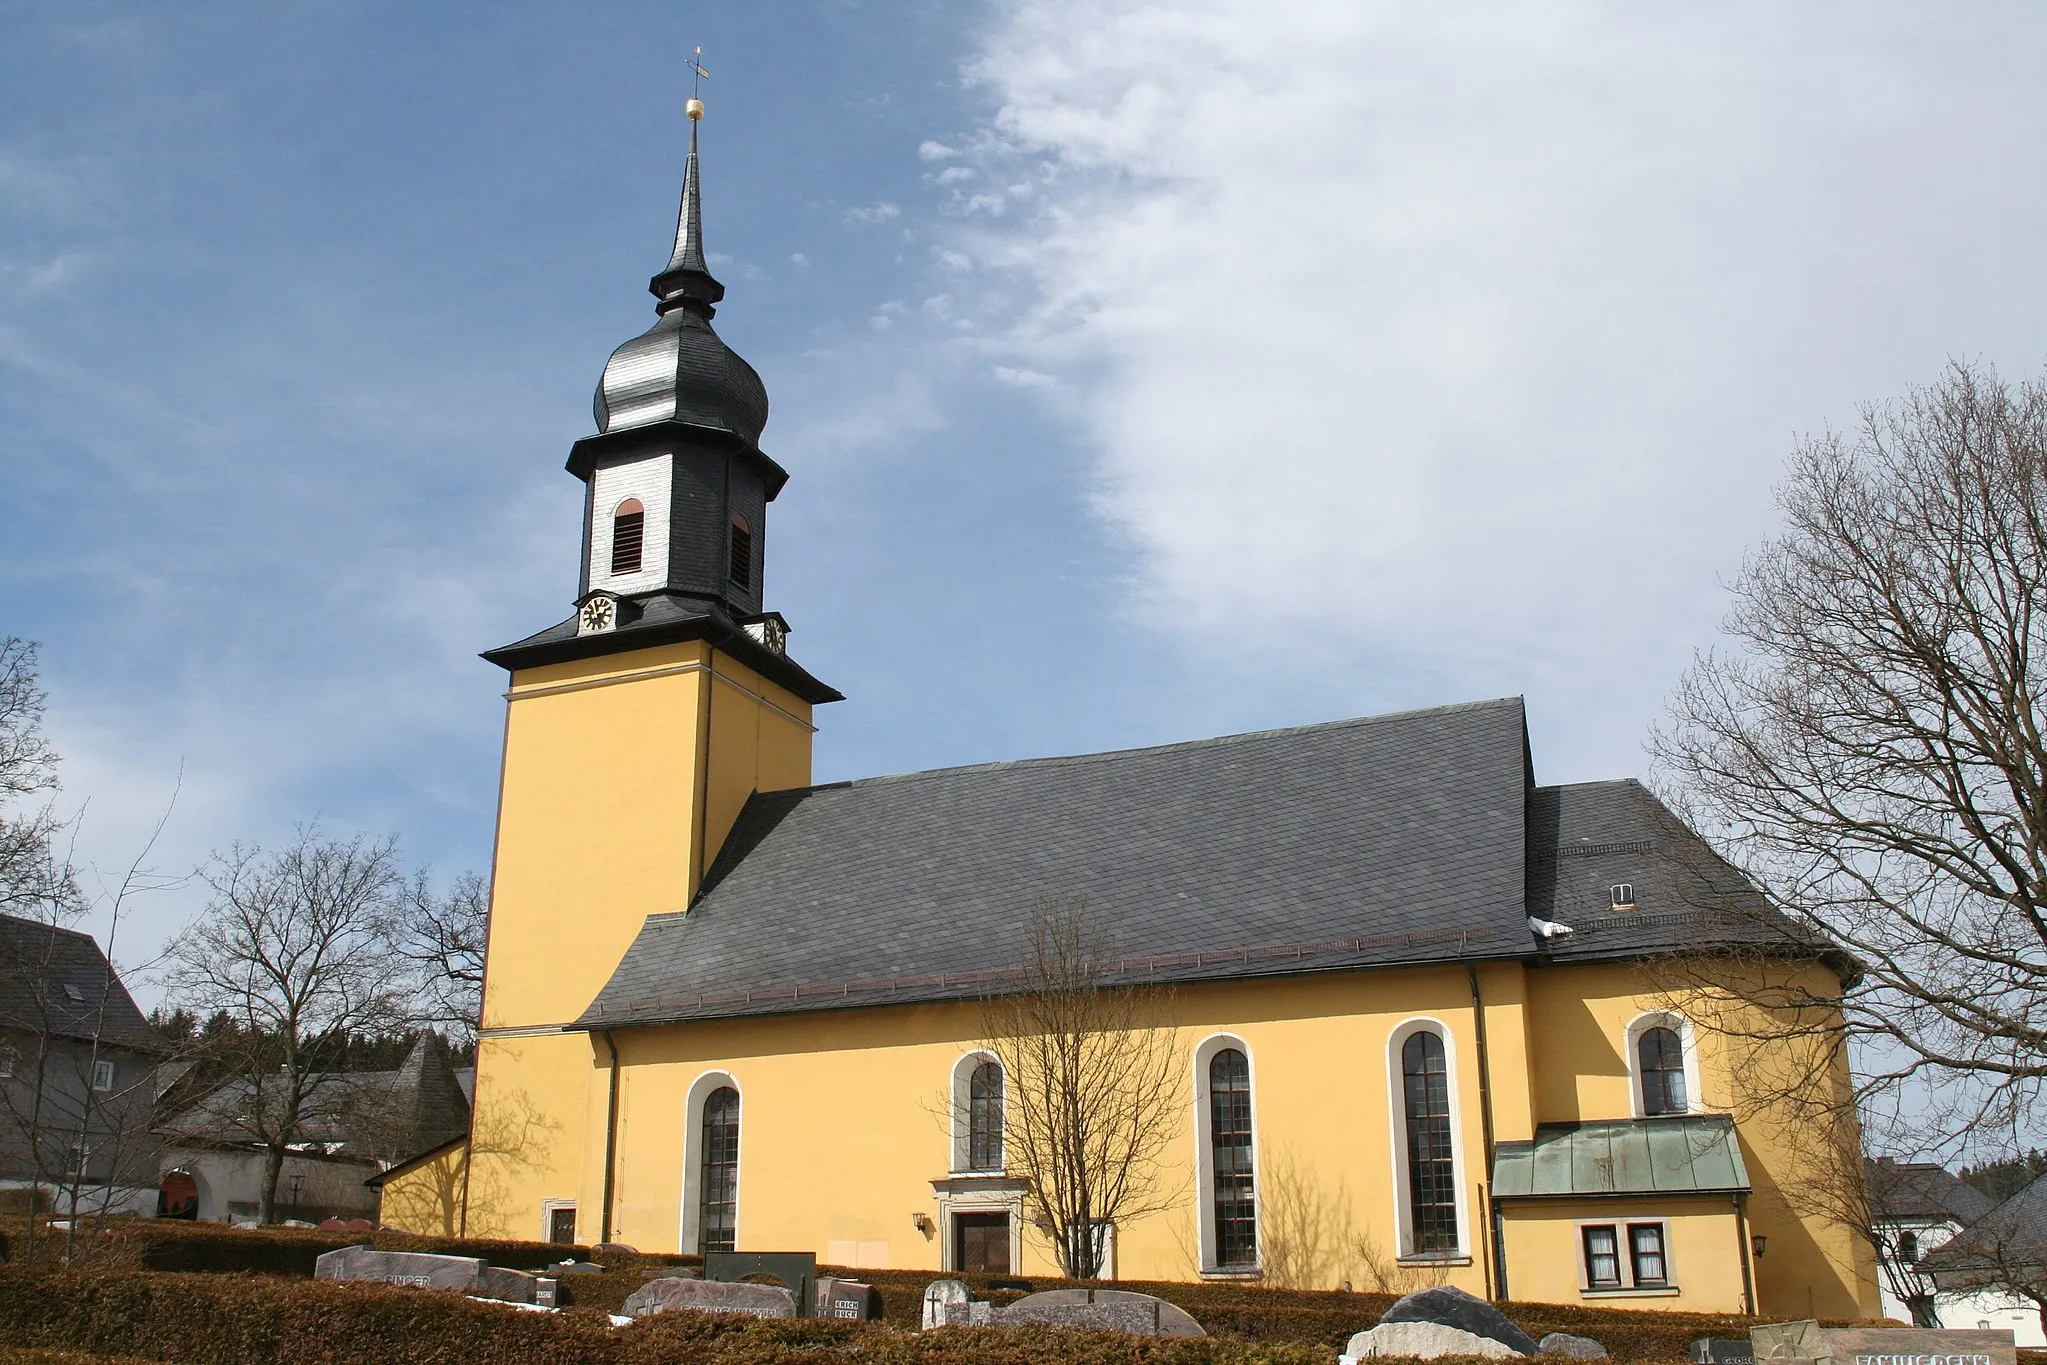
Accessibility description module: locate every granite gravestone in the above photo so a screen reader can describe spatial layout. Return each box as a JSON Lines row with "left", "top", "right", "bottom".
{"left": 703, "top": 1251, "right": 816, "bottom": 1318}
{"left": 1539, "top": 1332, "right": 1610, "bottom": 1359}
{"left": 1381, "top": 1285, "right": 1541, "bottom": 1357}
{"left": 313, "top": 1245, "right": 486, "bottom": 1292}
{"left": 922, "top": 1279, "right": 969, "bottom": 1330}
{"left": 1344, "top": 1321, "right": 1528, "bottom": 1360}
{"left": 1812, "top": 1328, "right": 2013, "bottom": 1365}
{"left": 939, "top": 1288, "right": 1203, "bottom": 1337}
{"left": 1695, "top": 1341, "right": 1758, "bottom": 1365}
{"left": 620, "top": 1277, "right": 798, "bottom": 1320}
{"left": 814, "top": 1277, "right": 882, "bottom": 1321}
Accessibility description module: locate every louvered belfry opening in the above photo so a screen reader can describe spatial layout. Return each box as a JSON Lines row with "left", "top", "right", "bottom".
{"left": 611, "top": 498, "right": 646, "bottom": 575}
{"left": 728, "top": 514, "right": 753, "bottom": 590}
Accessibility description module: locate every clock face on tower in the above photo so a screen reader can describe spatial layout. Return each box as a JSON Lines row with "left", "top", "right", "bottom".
{"left": 577, "top": 595, "right": 618, "bottom": 635}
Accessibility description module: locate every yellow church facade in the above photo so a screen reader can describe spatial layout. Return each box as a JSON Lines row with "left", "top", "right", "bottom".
{"left": 391, "top": 109, "right": 1881, "bottom": 1321}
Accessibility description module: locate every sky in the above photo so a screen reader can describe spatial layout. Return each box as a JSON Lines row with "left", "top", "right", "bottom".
{"left": 4, "top": 1, "right": 2047, "bottom": 993}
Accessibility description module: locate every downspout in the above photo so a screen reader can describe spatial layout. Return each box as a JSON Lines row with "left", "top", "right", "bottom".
{"left": 1735, "top": 1191, "right": 1757, "bottom": 1316}
{"left": 1466, "top": 963, "right": 1506, "bottom": 1301}
{"left": 600, "top": 1030, "right": 622, "bottom": 1244}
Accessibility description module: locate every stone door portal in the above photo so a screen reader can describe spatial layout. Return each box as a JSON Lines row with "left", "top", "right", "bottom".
{"left": 955, "top": 1212, "right": 1010, "bottom": 1274}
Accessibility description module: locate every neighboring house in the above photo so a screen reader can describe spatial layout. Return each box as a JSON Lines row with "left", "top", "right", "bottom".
{"left": 156, "top": 1033, "right": 471, "bottom": 1225}
{"left": 1864, "top": 1158, "right": 2039, "bottom": 1338}
{"left": 1919, "top": 1171, "right": 2047, "bottom": 1343}
{"left": 0, "top": 912, "right": 167, "bottom": 1215}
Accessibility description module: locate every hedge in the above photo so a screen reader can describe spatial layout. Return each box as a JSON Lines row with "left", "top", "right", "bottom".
{"left": 0, "top": 1266, "right": 1373, "bottom": 1365}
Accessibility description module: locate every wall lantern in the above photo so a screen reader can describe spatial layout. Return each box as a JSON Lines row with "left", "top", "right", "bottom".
{"left": 912, "top": 1212, "right": 935, "bottom": 1236}
{"left": 1751, "top": 1234, "right": 1767, "bottom": 1259}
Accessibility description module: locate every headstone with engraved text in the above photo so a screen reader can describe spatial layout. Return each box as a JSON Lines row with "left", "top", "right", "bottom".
{"left": 620, "top": 1276, "right": 798, "bottom": 1320}
{"left": 313, "top": 1245, "right": 486, "bottom": 1292}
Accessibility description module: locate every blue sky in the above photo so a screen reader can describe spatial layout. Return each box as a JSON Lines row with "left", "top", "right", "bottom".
{"left": 6, "top": 2, "right": 2047, "bottom": 984}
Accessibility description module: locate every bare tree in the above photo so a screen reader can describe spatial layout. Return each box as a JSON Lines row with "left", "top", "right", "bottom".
{"left": 398, "top": 869, "right": 488, "bottom": 1042}
{"left": 977, "top": 895, "right": 1186, "bottom": 1279}
{"left": 0, "top": 638, "right": 81, "bottom": 920}
{"left": 164, "top": 828, "right": 415, "bottom": 1223}
{"left": 1652, "top": 359, "right": 2047, "bottom": 1147}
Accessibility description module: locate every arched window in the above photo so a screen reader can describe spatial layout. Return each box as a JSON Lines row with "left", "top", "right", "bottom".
{"left": 1209, "top": 1048, "right": 1256, "bottom": 1267}
{"left": 728, "top": 514, "right": 753, "bottom": 590}
{"left": 610, "top": 498, "right": 645, "bottom": 575}
{"left": 968, "top": 1061, "right": 1004, "bottom": 1172}
{"left": 697, "top": 1085, "right": 740, "bottom": 1253}
{"left": 1402, "top": 1031, "right": 1459, "bottom": 1253}
{"left": 1637, "top": 1026, "right": 1688, "bottom": 1115}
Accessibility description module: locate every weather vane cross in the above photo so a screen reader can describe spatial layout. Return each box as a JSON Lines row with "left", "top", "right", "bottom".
{"left": 687, "top": 46, "right": 709, "bottom": 120}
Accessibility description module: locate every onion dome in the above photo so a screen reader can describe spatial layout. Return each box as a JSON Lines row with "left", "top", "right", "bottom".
{"left": 593, "top": 115, "right": 769, "bottom": 447}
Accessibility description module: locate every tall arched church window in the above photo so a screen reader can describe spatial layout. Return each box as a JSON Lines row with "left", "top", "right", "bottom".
{"left": 610, "top": 498, "right": 645, "bottom": 575}
{"left": 1402, "top": 1031, "right": 1459, "bottom": 1253}
{"left": 1209, "top": 1048, "right": 1256, "bottom": 1267}
{"left": 697, "top": 1085, "right": 740, "bottom": 1253}
{"left": 968, "top": 1061, "right": 1004, "bottom": 1171}
{"left": 728, "top": 514, "right": 753, "bottom": 590}
{"left": 1638, "top": 1027, "right": 1688, "bottom": 1115}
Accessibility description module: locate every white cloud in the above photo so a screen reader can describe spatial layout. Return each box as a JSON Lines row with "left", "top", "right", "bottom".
{"left": 993, "top": 365, "right": 1057, "bottom": 390}
{"left": 843, "top": 201, "right": 902, "bottom": 226}
{"left": 949, "top": 0, "right": 2047, "bottom": 774}
{"left": 918, "top": 139, "right": 959, "bottom": 161}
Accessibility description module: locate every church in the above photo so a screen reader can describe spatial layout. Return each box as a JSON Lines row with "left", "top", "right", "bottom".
{"left": 380, "top": 101, "right": 1879, "bottom": 1319}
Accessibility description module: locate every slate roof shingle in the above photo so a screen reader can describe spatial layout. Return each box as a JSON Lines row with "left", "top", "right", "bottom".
{"left": 578, "top": 698, "right": 1833, "bottom": 1030}
{"left": 0, "top": 912, "right": 164, "bottom": 1054}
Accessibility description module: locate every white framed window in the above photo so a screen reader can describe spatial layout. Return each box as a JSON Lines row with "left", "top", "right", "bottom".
{"left": 0, "top": 1048, "right": 15, "bottom": 1079}
{"left": 91, "top": 1059, "right": 114, "bottom": 1092}
{"left": 542, "top": 1199, "right": 577, "bottom": 1245}
{"left": 1387, "top": 1018, "right": 1469, "bottom": 1260}
{"left": 949, "top": 1051, "right": 1004, "bottom": 1174}
{"left": 680, "top": 1070, "right": 742, "bottom": 1255}
{"left": 1579, "top": 1219, "right": 1675, "bottom": 1293}
{"left": 1192, "top": 1033, "right": 1259, "bottom": 1274}
{"left": 1625, "top": 1012, "right": 1702, "bottom": 1117}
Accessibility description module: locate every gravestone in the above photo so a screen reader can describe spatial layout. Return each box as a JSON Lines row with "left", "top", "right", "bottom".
{"left": 1539, "top": 1332, "right": 1610, "bottom": 1359}
{"left": 477, "top": 1266, "right": 557, "bottom": 1306}
{"left": 703, "top": 1251, "right": 816, "bottom": 1318}
{"left": 1695, "top": 1341, "right": 1758, "bottom": 1365}
{"left": 313, "top": 1245, "right": 485, "bottom": 1292}
{"left": 922, "top": 1279, "right": 969, "bottom": 1330}
{"left": 814, "top": 1277, "right": 882, "bottom": 1321}
{"left": 941, "top": 1301, "right": 997, "bottom": 1327}
{"left": 1753, "top": 1322, "right": 1829, "bottom": 1363}
{"left": 1001, "top": 1288, "right": 1204, "bottom": 1337}
{"left": 1814, "top": 1328, "right": 2013, "bottom": 1365}
{"left": 1381, "top": 1285, "right": 1540, "bottom": 1356}
{"left": 1345, "top": 1321, "right": 1527, "bottom": 1361}
{"left": 620, "top": 1276, "right": 797, "bottom": 1320}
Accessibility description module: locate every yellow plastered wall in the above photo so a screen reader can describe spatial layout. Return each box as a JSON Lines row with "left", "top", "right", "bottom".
{"left": 595, "top": 970, "right": 1508, "bottom": 1293}
{"left": 464, "top": 639, "right": 815, "bottom": 1240}
{"left": 1524, "top": 960, "right": 1879, "bottom": 1319}
{"left": 1500, "top": 1197, "right": 1748, "bottom": 1312}
{"left": 376, "top": 1143, "right": 471, "bottom": 1238}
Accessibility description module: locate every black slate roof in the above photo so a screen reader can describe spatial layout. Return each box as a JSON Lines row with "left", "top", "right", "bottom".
{"left": 1867, "top": 1158, "right": 1999, "bottom": 1226}
{"left": 1920, "top": 1172, "right": 2047, "bottom": 1274}
{"left": 0, "top": 913, "right": 164, "bottom": 1054}
{"left": 582, "top": 698, "right": 1537, "bottom": 1027}
{"left": 1525, "top": 780, "right": 1832, "bottom": 969}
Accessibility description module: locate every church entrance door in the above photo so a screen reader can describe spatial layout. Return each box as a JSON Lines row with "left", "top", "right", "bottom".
{"left": 954, "top": 1213, "right": 1010, "bottom": 1273}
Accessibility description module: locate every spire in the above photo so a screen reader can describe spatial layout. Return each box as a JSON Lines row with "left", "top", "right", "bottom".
{"left": 649, "top": 67, "right": 725, "bottom": 318}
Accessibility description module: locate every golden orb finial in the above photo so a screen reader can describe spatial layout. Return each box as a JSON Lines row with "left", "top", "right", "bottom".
{"left": 686, "top": 46, "right": 708, "bottom": 121}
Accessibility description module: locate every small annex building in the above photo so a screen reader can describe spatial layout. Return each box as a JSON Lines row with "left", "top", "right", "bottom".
{"left": 385, "top": 103, "right": 1882, "bottom": 1319}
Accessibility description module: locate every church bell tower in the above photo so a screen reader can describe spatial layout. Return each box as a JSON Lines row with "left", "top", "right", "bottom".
{"left": 463, "top": 96, "right": 840, "bottom": 1243}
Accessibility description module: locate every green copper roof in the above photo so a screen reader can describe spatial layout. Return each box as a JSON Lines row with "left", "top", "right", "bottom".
{"left": 1492, "top": 1115, "right": 1749, "bottom": 1199}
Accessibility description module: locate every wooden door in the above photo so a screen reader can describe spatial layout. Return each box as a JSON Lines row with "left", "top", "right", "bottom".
{"left": 954, "top": 1213, "right": 1010, "bottom": 1274}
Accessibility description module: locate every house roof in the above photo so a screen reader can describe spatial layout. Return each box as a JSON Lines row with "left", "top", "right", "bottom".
{"left": 582, "top": 697, "right": 1539, "bottom": 1028}
{"left": 0, "top": 912, "right": 164, "bottom": 1054}
{"left": 1920, "top": 1172, "right": 2047, "bottom": 1275}
{"left": 1491, "top": 1115, "right": 1751, "bottom": 1200}
{"left": 160, "top": 1034, "right": 470, "bottom": 1160}
{"left": 1867, "top": 1158, "right": 1999, "bottom": 1226}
